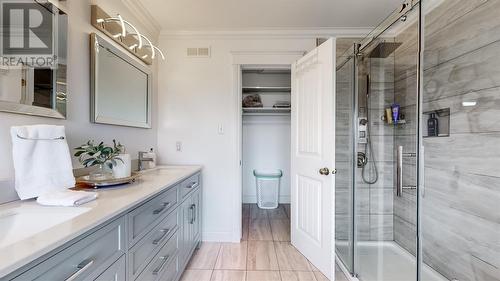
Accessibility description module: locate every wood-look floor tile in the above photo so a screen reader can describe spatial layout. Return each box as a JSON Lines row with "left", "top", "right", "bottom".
{"left": 280, "top": 271, "right": 317, "bottom": 281}
{"left": 246, "top": 241, "right": 279, "bottom": 270}
{"left": 313, "top": 271, "right": 329, "bottom": 281}
{"left": 215, "top": 242, "right": 248, "bottom": 270}
{"left": 268, "top": 207, "right": 288, "bottom": 219}
{"left": 246, "top": 271, "right": 281, "bottom": 281}
{"left": 250, "top": 206, "right": 268, "bottom": 219}
{"left": 275, "top": 242, "right": 312, "bottom": 271}
{"left": 242, "top": 218, "right": 249, "bottom": 241}
{"left": 211, "top": 270, "right": 246, "bottom": 281}
{"left": 248, "top": 219, "right": 273, "bottom": 241}
{"left": 180, "top": 270, "right": 213, "bottom": 281}
{"left": 188, "top": 242, "right": 221, "bottom": 269}
{"left": 283, "top": 204, "right": 291, "bottom": 218}
{"left": 270, "top": 219, "right": 290, "bottom": 241}
{"left": 243, "top": 204, "right": 250, "bottom": 218}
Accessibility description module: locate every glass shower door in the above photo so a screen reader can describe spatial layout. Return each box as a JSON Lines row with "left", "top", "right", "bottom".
{"left": 353, "top": 3, "right": 421, "bottom": 281}
{"left": 335, "top": 46, "right": 356, "bottom": 274}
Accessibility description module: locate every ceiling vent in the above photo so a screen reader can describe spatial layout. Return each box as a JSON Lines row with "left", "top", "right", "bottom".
{"left": 187, "top": 47, "right": 211, "bottom": 58}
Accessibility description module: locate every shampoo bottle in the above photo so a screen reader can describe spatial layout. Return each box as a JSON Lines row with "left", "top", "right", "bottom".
{"left": 427, "top": 113, "right": 439, "bottom": 136}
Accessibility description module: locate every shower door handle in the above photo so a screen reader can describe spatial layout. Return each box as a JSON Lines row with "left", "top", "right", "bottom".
{"left": 396, "top": 146, "right": 403, "bottom": 197}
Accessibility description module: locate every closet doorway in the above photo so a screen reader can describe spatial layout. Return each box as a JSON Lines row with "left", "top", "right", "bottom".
{"left": 241, "top": 66, "right": 292, "bottom": 208}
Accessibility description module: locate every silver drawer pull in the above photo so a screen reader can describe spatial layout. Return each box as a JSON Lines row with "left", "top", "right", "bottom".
{"left": 152, "top": 255, "right": 170, "bottom": 275}
{"left": 186, "top": 182, "right": 197, "bottom": 189}
{"left": 153, "top": 202, "right": 170, "bottom": 215}
{"left": 65, "top": 259, "right": 94, "bottom": 281}
{"left": 190, "top": 204, "right": 195, "bottom": 224}
{"left": 152, "top": 228, "right": 171, "bottom": 245}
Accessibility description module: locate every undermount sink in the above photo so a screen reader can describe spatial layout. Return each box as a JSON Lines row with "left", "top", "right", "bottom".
{"left": 0, "top": 206, "right": 90, "bottom": 249}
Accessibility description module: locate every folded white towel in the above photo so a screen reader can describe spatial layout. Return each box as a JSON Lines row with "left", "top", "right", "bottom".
{"left": 10, "top": 125, "right": 76, "bottom": 200}
{"left": 37, "top": 190, "right": 98, "bottom": 207}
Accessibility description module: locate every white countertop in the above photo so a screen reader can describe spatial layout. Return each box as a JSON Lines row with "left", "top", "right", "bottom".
{"left": 0, "top": 165, "right": 202, "bottom": 278}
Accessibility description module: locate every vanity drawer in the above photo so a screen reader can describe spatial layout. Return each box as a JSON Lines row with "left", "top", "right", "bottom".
{"left": 180, "top": 173, "right": 200, "bottom": 199}
{"left": 135, "top": 231, "right": 179, "bottom": 281}
{"left": 128, "top": 185, "right": 178, "bottom": 246}
{"left": 12, "top": 217, "right": 125, "bottom": 281}
{"left": 94, "top": 255, "right": 126, "bottom": 281}
{"left": 128, "top": 209, "right": 179, "bottom": 280}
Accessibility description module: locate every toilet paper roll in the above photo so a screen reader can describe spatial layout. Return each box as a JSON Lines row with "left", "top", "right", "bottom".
{"left": 112, "top": 154, "right": 131, "bottom": 178}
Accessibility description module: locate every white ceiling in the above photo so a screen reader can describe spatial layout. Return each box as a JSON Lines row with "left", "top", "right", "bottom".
{"left": 138, "top": 0, "right": 404, "bottom": 31}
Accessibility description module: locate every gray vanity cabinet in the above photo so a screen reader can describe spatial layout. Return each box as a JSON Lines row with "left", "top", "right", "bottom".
{"left": 94, "top": 256, "right": 126, "bottom": 281}
{"left": 2, "top": 170, "right": 202, "bottom": 281}
{"left": 179, "top": 181, "right": 202, "bottom": 271}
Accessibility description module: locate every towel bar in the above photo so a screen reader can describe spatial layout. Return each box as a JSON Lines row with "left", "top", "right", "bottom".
{"left": 16, "top": 134, "right": 65, "bottom": 141}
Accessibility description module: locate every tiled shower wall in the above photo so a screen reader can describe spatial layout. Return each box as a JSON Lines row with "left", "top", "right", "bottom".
{"left": 335, "top": 37, "right": 395, "bottom": 247}
{"left": 394, "top": 1, "right": 500, "bottom": 280}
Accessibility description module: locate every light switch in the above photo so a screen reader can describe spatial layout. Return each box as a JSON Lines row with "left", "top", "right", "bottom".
{"left": 176, "top": 141, "right": 182, "bottom": 152}
{"left": 218, "top": 124, "right": 224, "bottom": 135}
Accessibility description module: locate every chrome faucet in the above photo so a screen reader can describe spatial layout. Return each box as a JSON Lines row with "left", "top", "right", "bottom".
{"left": 138, "top": 151, "right": 154, "bottom": 171}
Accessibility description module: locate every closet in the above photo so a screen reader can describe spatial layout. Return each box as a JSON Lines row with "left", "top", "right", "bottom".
{"left": 241, "top": 66, "right": 291, "bottom": 204}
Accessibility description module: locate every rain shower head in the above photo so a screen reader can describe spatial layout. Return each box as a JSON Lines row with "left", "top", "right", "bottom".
{"left": 368, "top": 41, "right": 402, "bottom": 58}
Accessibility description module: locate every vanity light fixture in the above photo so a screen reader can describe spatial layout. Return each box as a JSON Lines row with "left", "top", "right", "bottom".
{"left": 91, "top": 5, "right": 165, "bottom": 65}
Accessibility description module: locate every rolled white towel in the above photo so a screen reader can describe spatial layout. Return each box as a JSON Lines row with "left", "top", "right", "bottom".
{"left": 37, "top": 190, "right": 98, "bottom": 207}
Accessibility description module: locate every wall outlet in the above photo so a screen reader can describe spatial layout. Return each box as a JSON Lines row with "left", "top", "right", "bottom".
{"left": 176, "top": 141, "right": 182, "bottom": 152}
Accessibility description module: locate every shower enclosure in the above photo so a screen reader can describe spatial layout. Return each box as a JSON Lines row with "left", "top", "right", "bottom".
{"left": 335, "top": 1, "right": 500, "bottom": 281}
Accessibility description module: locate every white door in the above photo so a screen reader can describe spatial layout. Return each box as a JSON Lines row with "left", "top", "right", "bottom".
{"left": 291, "top": 38, "right": 335, "bottom": 279}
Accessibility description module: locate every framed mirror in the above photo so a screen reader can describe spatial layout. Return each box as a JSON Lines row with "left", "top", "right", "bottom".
{"left": 90, "top": 33, "right": 152, "bottom": 129}
{"left": 0, "top": 2, "right": 68, "bottom": 119}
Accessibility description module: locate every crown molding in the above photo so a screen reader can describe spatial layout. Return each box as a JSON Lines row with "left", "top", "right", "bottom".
{"left": 121, "top": 0, "right": 161, "bottom": 39}
{"left": 159, "top": 28, "right": 372, "bottom": 40}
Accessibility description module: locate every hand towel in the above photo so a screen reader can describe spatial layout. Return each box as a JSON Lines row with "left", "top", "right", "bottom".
{"left": 37, "top": 190, "right": 98, "bottom": 207}
{"left": 10, "top": 125, "right": 76, "bottom": 200}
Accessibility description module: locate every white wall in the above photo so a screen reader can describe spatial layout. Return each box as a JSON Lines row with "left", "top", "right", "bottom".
{"left": 156, "top": 35, "right": 317, "bottom": 241}
{"left": 0, "top": 0, "right": 159, "bottom": 203}
{"left": 242, "top": 115, "right": 290, "bottom": 203}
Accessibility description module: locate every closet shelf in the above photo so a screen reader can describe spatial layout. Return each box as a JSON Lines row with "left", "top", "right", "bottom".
{"left": 242, "top": 107, "right": 291, "bottom": 116}
{"left": 242, "top": 86, "right": 291, "bottom": 93}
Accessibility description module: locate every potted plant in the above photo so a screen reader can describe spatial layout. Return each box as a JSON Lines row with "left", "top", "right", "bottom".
{"left": 74, "top": 140, "right": 124, "bottom": 180}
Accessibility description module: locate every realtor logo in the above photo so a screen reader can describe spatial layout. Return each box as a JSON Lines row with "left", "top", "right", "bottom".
{"left": 2, "top": 1, "right": 53, "bottom": 55}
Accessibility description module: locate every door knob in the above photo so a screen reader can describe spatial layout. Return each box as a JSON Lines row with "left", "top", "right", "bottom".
{"left": 319, "top": 167, "right": 330, "bottom": 175}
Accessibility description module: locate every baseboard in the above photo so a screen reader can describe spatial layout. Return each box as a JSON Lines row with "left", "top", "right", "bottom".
{"left": 243, "top": 195, "right": 290, "bottom": 204}
{"left": 202, "top": 231, "right": 240, "bottom": 243}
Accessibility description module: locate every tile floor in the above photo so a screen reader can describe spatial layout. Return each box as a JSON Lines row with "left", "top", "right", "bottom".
{"left": 180, "top": 204, "right": 349, "bottom": 281}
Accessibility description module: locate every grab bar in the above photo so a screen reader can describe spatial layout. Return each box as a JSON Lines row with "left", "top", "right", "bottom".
{"left": 397, "top": 146, "right": 403, "bottom": 197}
{"left": 397, "top": 146, "right": 417, "bottom": 197}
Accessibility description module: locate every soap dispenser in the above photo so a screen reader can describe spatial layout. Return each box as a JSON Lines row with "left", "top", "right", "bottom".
{"left": 427, "top": 113, "right": 439, "bottom": 136}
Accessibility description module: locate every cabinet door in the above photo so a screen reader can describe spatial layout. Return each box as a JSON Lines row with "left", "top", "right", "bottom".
{"left": 179, "top": 198, "right": 193, "bottom": 267}
{"left": 192, "top": 190, "right": 201, "bottom": 244}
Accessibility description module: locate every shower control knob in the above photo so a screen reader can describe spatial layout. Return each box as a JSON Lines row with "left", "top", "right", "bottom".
{"left": 319, "top": 167, "right": 330, "bottom": 175}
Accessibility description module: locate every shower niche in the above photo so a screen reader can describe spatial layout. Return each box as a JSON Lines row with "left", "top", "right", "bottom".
{"left": 423, "top": 108, "right": 450, "bottom": 138}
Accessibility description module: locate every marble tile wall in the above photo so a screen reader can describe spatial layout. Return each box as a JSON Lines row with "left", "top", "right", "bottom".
{"left": 393, "top": 1, "right": 500, "bottom": 281}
